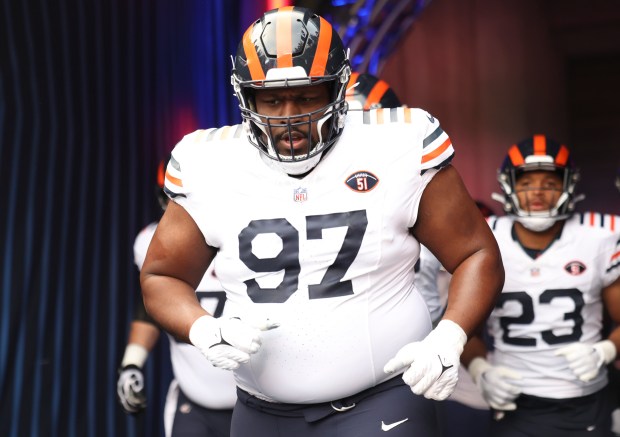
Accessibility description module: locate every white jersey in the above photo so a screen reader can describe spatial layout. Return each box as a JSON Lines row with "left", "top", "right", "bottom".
{"left": 486, "top": 213, "right": 620, "bottom": 399}
{"left": 165, "top": 107, "right": 455, "bottom": 403}
{"left": 134, "top": 223, "right": 237, "bottom": 409}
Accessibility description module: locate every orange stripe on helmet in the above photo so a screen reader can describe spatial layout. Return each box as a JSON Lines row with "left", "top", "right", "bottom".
{"left": 555, "top": 144, "right": 569, "bottom": 166}
{"left": 165, "top": 170, "right": 183, "bottom": 188}
{"left": 508, "top": 144, "right": 525, "bottom": 166}
{"left": 276, "top": 7, "right": 294, "bottom": 68}
{"left": 242, "top": 26, "right": 265, "bottom": 80}
{"left": 309, "top": 16, "right": 332, "bottom": 76}
{"left": 346, "top": 72, "right": 360, "bottom": 95}
{"left": 533, "top": 134, "right": 547, "bottom": 155}
{"left": 422, "top": 138, "right": 452, "bottom": 163}
{"left": 157, "top": 161, "right": 165, "bottom": 188}
{"left": 365, "top": 80, "right": 389, "bottom": 110}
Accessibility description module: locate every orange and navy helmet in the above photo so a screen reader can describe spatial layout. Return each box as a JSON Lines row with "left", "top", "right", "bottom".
{"left": 345, "top": 72, "right": 402, "bottom": 110}
{"left": 156, "top": 159, "right": 169, "bottom": 211}
{"left": 231, "top": 7, "right": 351, "bottom": 175}
{"left": 494, "top": 135, "right": 581, "bottom": 224}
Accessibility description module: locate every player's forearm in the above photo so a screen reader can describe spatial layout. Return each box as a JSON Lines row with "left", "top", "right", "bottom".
{"left": 442, "top": 247, "right": 504, "bottom": 337}
{"left": 141, "top": 273, "right": 209, "bottom": 343}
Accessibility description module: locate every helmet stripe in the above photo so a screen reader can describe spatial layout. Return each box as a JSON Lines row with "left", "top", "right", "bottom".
{"left": 309, "top": 16, "right": 332, "bottom": 76}
{"left": 508, "top": 144, "right": 525, "bottom": 165}
{"left": 276, "top": 6, "right": 294, "bottom": 68}
{"left": 347, "top": 72, "right": 360, "bottom": 92}
{"left": 242, "top": 26, "right": 265, "bottom": 80}
{"left": 555, "top": 144, "right": 570, "bottom": 166}
{"left": 533, "top": 134, "right": 547, "bottom": 155}
{"left": 365, "top": 79, "right": 389, "bottom": 110}
{"left": 157, "top": 161, "right": 165, "bottom": 188}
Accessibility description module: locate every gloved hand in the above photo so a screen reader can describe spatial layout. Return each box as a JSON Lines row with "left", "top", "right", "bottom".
{"left": 116, "top": 365, "right": 147, "bottom": 414}
{"left": 468, "top": 357, "right": 522, "bottom": 410}
{"left": 555, "top": 340, "right": 617, "bottom": 382}
{"left": 189, "top": 315, "right": 279, "bottom": 370}
{"left": 383, "top": 319, "right": 467, "bottom": 400}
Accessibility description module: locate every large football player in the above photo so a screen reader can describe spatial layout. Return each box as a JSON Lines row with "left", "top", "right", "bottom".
{"left": 117, "top": 161, "right": 236, "bottom": 437}
{"left": 140, "top": 6, "right": 504, "bottom": 437}
{"left": 463, "top": 136, "right": 620, "bottom": 436}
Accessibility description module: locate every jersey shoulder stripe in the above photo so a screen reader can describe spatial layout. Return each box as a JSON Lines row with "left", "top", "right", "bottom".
{"left": 578, "top": 212, "right": 619, "bottom": 232}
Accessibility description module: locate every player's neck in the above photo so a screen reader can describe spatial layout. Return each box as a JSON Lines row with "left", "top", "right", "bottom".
{"left": 513, "top": 220, "right": 564, "bottom": 250}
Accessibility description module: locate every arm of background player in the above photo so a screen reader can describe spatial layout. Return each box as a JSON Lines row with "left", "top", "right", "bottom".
{"left": 603, "top": 275, "right": 620, "bottom": 361}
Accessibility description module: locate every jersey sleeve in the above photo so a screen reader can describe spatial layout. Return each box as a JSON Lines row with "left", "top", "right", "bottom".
{"left": 416, "top": 110, "right": 454, "bottom": 174}
{"left": 601, "top": 215, "right": 620, "bottom": 287}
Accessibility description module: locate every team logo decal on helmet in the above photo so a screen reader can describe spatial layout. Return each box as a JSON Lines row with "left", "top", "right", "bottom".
{"left": 345, "top": 171, "right": 379, "bottom": 192}
{"left": 492, "top": 134, "right": 583, "bottom": 231}
{"left": 564, "top": 261, "right": 586, "bottom": 276}
{"left": 231, "top": 7, "right": 351, "bottom": 175}
{"left": 345, "top": 72, "right": 402, "bottom": 110}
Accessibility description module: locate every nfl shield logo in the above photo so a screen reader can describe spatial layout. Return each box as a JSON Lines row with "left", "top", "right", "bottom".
{"left": 294, "top": 187, "right": 307, "bottom": 203}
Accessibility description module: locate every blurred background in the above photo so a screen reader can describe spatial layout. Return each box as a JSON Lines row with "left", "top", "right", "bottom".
{"left": 1, "top": 0, "right": 619, "bottom": 436}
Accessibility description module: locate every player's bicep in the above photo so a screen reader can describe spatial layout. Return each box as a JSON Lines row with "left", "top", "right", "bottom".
{"left": 412, "top": 165, "right": 498, "bottom": 274}
{"left": 142, "top": 201, "right": 214, "bottom": 289}
{"left": 603, "top": 275, "right": 620, "bottom": 323}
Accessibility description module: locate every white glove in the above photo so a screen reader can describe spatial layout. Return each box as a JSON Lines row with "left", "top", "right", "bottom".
{"left": 383, "top": 319, "right": 467, "bottom": 400}
{"left": 189, "top": 315, "right": 279, "bottom": 370}
{"left": 116, "top": 365, "right": 147, "bottom": 414}
{"left": 468, "top": 357, "right": 522, "bottom": 411}
{"left": 555, "top": 340, "right": 617, "bottom": 382}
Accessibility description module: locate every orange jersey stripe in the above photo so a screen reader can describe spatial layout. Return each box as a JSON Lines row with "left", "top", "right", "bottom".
{"left": 611, "top": 215, "right": 616, "bottom": 232}
{"left": 404, "top": 107, "right": 411, "bottom": 123}
{"left": 365, "top": 80, "right": 389, "bottom": 110}
{"left": 376, "top": 108, "right": 384, "bottom": 124}
{"left": 533, "top": 134, "right": 546, "bottom": 155}
{"left": 309, "top": 16, "right": 332, "bottom": 76}
{"left": 590, "top": 212, "right": 596, "bottom": 226}
{"left": 508, "top": 144, "right": 525, "bottom": 166}
{"left": 422, "top": 138, "right": 452, "bottom": 163}
{"left": 555, "top": 144, "right": 569, "bottom": 166}
{"left": 242, "top": 26, "right": 265, "bottom": 80}
{"left": 276, "top": 6, "right": 294, "bottom": 68}
{"left": 165, "top": 170, "right": 183, "bottom": 188}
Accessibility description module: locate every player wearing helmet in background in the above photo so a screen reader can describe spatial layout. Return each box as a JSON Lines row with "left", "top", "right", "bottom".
{"left": 462, "top": 135, "right": 620, "bottom": 436}
{"left": 140, "top": 7, "right": 503, "bottom": 437}
{"left": 345, "top": 72, "right": 402, "bottom": 111}
{"left": 117, "top": 161, "right": 236, "bottom": 437}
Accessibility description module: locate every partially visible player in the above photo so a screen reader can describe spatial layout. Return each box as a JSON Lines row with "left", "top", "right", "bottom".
{"left": 345, "top": 72, "right": 402, "bottom": 110}
{"left": 462, "top": 135, "right": 620, "bottom": 436}
{"left": 117, "top": 161, "right": 236, "bottom": 437}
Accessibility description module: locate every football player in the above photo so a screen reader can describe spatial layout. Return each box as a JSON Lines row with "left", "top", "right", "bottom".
{"left": 117, "top": 161, "right": 236, "bottom": 437}
{"left": 140, "top": 6, "right": 504, "bottom": 437}
{"left": 345, "top": 72, "right": 402, "bottom": 110}
{"left": 462, "top": 136, "right": 620, "bottom": 436}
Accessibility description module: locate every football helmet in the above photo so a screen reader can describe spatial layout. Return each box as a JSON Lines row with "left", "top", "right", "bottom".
{"left": 155, "top": 159, "right": 169, "bottom": 211}
{"left": 493, "top": 135, "right": 582, "bottom": 231}
{"left": 231, "top": 7, "right": 351, "bottom": 175}
{"left": 345, "top": 72, "right": 402, "bottom": 110}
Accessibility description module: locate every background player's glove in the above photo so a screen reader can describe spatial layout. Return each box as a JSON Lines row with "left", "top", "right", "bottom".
{"left": 555, "top": 340, "right": 617, "bottom": 382}
{"left": 116, "top": 365, "right": 147, "bottom": 414}
{"left": 383, "top": 319, "right": 467, "bottom": 400}
{"left": 189, "top": 315, "right": 279, "bottom": 370}
{"left": 468, "top": 357, "right": 522, "bottom": 410}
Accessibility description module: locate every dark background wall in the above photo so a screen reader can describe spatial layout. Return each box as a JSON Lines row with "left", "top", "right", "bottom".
{"left": 1, "top": 1, "right": 619, "bottom": 436}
